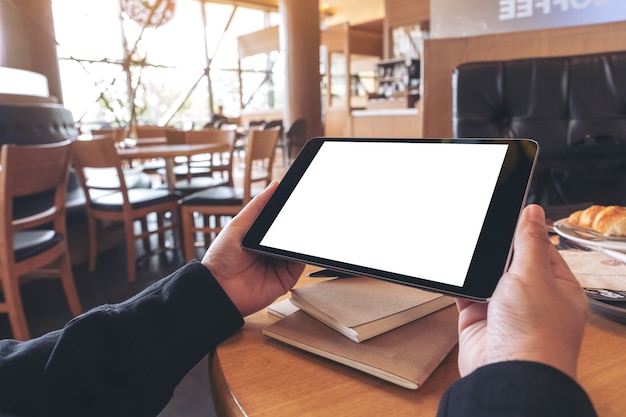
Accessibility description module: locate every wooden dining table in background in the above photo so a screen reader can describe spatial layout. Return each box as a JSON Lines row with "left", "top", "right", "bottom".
{"left": 117, "top": 142, "right": 229, "bottom": 190}
{"left": 209, "top": 265, "right": 626, "bottom": 417}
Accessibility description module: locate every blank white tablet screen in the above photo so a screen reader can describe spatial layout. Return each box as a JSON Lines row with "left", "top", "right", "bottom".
{"left": 260, "top": 141, "right": 508, "bottom": 287}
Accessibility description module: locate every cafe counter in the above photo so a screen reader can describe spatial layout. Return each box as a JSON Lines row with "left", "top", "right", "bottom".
{"left": 351, "top": 108, "right": 420, "bottom": 138}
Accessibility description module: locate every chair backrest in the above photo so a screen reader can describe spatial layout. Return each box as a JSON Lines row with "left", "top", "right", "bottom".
{"left": 285, "top": 117, "right": 308, "bottom": 153}
{"left": 248, "top": 120, "right": 266, "bottom": 129}
{"left": 187, "top": 129, "right": 237, "bottom": 184}
{"left": 91, "top": 127, "right": 126, "bottom": 143}
{"left": 184, "top": 129, "right": 235, "bottom": 146}
{"left": 263, "top": 119, "right": 282, "bottom": 129}
{"left": 244, "top": 127, "right": 280, "bottom": 202}
{"left": 165, "top": 129, "right": 186, "bottom": 144}
{"left": 0, "top": 140, "right": 71, "bottom": 280}
{"left": 285, "top": 118, "right": 307, "bottom": 138}
{"left": 263, "top": 119, "right": 284, "bottom": 136}
{"left": 134, "top": 125, "right": 168, "bottom": 139}
{"left": 0, "top": 140, "right": 72, "bottom": 260}
{"left": 71, "top": 136, "right": 131, "bottom": 206}
{"left": 219, "top": 123, "right": 238, "bottom": 131}
{"left": 0, "top": 139, "right": 80, "bottom": 341}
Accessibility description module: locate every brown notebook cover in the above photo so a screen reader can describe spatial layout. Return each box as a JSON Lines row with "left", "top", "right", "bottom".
{"left": 290, "top": 277, "right": 455, "bottom": 342}
{"left": 263, "top": 305, "right": 459, "bottom": 389}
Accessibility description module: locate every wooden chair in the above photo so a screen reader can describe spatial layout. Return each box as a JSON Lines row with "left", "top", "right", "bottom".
{"left": 71, "top": 136, "right": 182, "bottom": 283}
{"left": 0, "top": 140, "right": 82, "bottom": 340}
{"left": 165, "top": 128, "right": 186, "bottom": 145}
{"left": 185, "top": 128, "right": 236, "bottom": 181}
{"left": 284, "top": 118, "right": 308, "bottom": 163}
{"left": 91, "top": 127, "right": 127, "bottom": 145}
{"left": 140, "top": 128, "right": 187, "bottom": 181}
{"left": 263, "top": 119, "right": 286, "bottom": 166}
{"left": 134, "top": 125, "right": 168, "bottom": 139}
{"left": 247, "top": 120, "right": 266, "bottom": 129}
{"left": 157, "top": 129, "right": 237, "bottom": 195}
{"left": 179, "top": 127, "right": 281, "bottom": 260}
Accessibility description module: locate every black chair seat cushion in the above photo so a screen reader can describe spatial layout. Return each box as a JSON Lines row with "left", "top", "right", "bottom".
{"left": 14, "top": 230, "right": 62, "bottom": 262}
{"left": 63, "top": 170, "right": 153, "bottom": 223}
{"left": 156, "top": 165, "right": 212, "bottom": 177}
{"left": 90, "top": 189, "right": 182, "bottom": 211}
{"left": 180, "top": 186, "right": 265, "bottom": 207}
{"left": 85, "top": 169, "right": 153, "bottom": 189}
{"left": 141, "top": 159, "right": 167, "bottom": 173}
{"left": 180, "top": 186, "right": 243, "bottom": 206}
{"left": 165, "top": 177, "right": 229, "bottom": 194}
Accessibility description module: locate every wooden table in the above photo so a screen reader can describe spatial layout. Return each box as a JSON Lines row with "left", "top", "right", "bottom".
{"left": 117, "top": 143, "right": 228, "bottom": 190}
{"left": 210, "top": 266, "right": 626, "bottom": 417}
{"left": 130, "top": 136, "right": 168, "bottom": 146}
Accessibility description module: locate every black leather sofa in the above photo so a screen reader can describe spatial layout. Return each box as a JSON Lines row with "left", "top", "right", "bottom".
{"left": 452, "top": 51, "right": 626, "bottom": 207}
{"left": 0, "top": 103, "right": 77, "bottom": 145}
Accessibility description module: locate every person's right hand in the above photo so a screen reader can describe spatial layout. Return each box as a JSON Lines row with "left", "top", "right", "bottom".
{"left": 200, "top": 182, "right": 305, "bottom": 317}
{"left": 456, "top": 204, "right": 588, "bottom": 380}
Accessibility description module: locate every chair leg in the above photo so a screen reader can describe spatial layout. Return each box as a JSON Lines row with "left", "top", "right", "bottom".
{"left": 203, "top": 214, "right": 213, "bottom": 247}
{"left": 87, "top": 217, "right": 99, "bottom": 272}
{"left": 284, "top": 137, "right": 291, "bottom": 166}
{"left": 140, "top": 218, "right": 151, "bottom": 253}
{"left": 2, "top": 277, "right": 30, "bottom": 340}
{"left": 157, "top": 212, "right": 166, "bottom": 248}
{"left": 125, "top": 222, "right": 138, "bottom": 283}
{"left": 58, "top": 253, "right": 83, "bottom": 316}
{"left": 282, "top": 138, "right": 287, "bottom": 166}
{"left": 181, "top": 207, "right": 198, "bottom": 262}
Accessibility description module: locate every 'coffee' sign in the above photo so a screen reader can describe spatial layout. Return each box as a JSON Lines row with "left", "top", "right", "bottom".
{"left": 431, "top": 0, "right": 625, "bottom": 38}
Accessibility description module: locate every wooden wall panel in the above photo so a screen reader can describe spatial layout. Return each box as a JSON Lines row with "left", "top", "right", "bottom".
{"left": 349, "top": 29, "right": 383, "bottom": 57}
{"left": 325, "top": 108, "right": 352, "bottom": 137}
{"left": 420, "top": 21, "right": 626, "bottom": 139}
{"left": 385, "top": 0, "right": 429, "bottom": 28}
{"left": 352, "top": 112, "right": 420, "bottom": 138}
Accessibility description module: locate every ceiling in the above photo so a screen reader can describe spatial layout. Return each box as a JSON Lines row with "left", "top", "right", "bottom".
{"left": 210, "top": 0, "right": 379, "bottom": 15}
{"left": 209, "top": 0, "right": 384, "bottom": 29}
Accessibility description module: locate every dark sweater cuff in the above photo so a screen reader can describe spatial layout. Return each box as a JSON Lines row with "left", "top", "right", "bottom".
{"left": 437, "top": 361, "right": 597, "bottom": 417}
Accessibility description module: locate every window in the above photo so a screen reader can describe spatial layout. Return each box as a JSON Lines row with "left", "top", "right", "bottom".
{"left": 52, "top": 0, "right": 281, "bottom": 130}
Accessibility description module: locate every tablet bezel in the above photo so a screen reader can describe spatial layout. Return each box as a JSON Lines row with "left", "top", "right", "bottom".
{"left": 242, "top": 137, "right": 538, "bottom": 300}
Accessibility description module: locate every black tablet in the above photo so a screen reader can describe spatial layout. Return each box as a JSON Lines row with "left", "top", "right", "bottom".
{"left": 242, "top": 137, "right": 539, "bottom": 300}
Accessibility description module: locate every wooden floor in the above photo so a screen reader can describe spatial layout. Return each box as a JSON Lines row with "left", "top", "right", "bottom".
{"left": 0, "top": 150, "right": 290, "bottom": 417}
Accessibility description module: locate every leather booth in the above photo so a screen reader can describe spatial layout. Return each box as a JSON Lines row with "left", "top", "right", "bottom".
{"left": 452, "top": 51, "right": 626, "bottom": 207}
{"left": 0, "top": 103, "right": 77, "bottom": 145}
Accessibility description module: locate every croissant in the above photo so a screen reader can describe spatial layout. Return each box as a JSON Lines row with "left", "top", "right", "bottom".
{"left": 568, "top": 205, "right": 626, "bottom": 237}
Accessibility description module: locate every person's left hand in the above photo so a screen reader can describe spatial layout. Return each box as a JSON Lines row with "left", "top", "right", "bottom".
{"left": 201, "top": 181, "right": 305, "bottom": 317}
{"left": 455, "top": 205, "right": 588, "bottom": 380}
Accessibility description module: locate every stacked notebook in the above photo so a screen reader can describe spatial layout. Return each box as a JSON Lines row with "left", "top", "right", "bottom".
{"left": 263, "top": 275, "right": 459, "bottom": 389}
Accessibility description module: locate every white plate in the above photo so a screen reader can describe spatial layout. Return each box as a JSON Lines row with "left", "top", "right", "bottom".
{"left": 553, "top": 219, "right": 626, "bottom": 252}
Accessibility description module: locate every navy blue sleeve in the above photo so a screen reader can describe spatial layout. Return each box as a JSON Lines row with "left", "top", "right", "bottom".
{"left": 437, "top": 361, "right": 597, "bottom": 417}
{"left": 0, "top": 260, "right": 244, "bottom": 417}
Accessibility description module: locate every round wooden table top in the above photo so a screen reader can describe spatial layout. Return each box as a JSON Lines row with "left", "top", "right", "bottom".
{"left": 210, "top": 266, "right": 626, "bottom": 417}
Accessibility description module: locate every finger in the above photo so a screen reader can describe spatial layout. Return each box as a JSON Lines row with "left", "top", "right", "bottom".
{"left": 456, "top": 298, "right": 488, "bottom": 331}
{"left": 548, "top": 243, "right": 581, "bottom": 285}
{"left": 506, "top": 204, "right": 554, "bottom": 282}
{"left": 229, "top": 181, "right": 278, "bottom": 228}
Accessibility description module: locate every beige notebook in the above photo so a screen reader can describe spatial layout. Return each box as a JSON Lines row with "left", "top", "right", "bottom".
{"left": 290, "top": 277, "right": 455, "bottom": 342}
{"left": 263, "top": 305, "right": 459, "bottom": 389}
